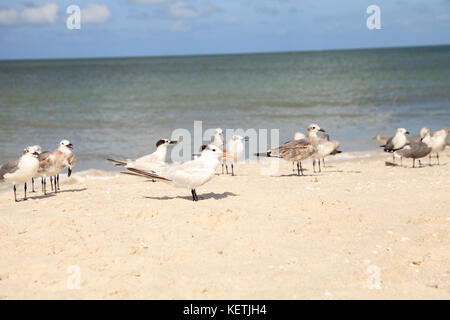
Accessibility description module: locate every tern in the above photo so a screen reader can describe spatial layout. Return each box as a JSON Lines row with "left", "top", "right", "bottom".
{"left": 107, "top": 139, "right": 178, "bottom": 171}
{"left": 122, "top": 144, "right": 234, "bottom": 201}
{"left": 0, "top": 146, "right": 40, "bottom": 202}
{"left": 380, "top": 128, "right": 409, "bottom": 164}
{"left": 37, "top": 140, "right": 76, "bottom": 194}
{"left": 420, "top": 127, "right": 448, "bottom": 165}
{"left": 225, "top": 135, "right": 249, "bottom": 176}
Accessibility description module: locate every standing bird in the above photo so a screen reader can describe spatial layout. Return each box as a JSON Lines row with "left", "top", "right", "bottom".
{"left": 225, "top": 135, "right": 249, "bottom": 176}
{"left": 420, "top": 127, "right": 448, "bottom": 165}
{"left": 122, "top": 145, "right": 234, "bottom": 201}
{"left": 0, "top": 147, "right": 40, "bottom": 202}
{"left": 211, "top": 128, "right": 227, "bottom": 174}
{"left": 311, "top": 135, "right": 342, "bottom": 173}
{"left": 107, "top": 139, "right": 178, "bottom": 171}
{"left": 292, "top": 132, "right": 305, "bottom": 173}
{"left": 37, "top": 140, "right": 75, "bottom": 194}
{"left": 380, "top": 128, "right": 409, "bottom": 164}
{"left": 256, "top": 124, "right": 324, "bottom": 176}
{"left": 394, "top": 140, "right": 432, "bottom": 168}
{"left": 27, "top": 145, "right": 42, "bottom": 193}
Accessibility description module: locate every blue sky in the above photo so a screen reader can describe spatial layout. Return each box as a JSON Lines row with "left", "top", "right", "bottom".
{"left": 0, "top": 0, "right": 449, "bottom": 60}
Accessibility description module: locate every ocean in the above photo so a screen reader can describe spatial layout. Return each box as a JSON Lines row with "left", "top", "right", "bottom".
{"left": 0, "top": 45, "right": 449, "bottom": 172}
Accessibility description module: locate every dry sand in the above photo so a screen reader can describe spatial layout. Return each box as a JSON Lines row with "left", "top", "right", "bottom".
{"left": 0, "top": 150, "right": 449, "bottom": 299}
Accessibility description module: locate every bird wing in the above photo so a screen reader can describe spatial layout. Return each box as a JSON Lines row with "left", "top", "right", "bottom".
{"left": 0, "top": 158, "right": 20, "bottom": 180}
{"left": 383, "top": 136, "right": 394, "bottom": 151}
{"left": 167, "top": 165, "right": 216, "bottom": 188}
{"left": 278, "top": 139, "right": 315, "bottom": 161}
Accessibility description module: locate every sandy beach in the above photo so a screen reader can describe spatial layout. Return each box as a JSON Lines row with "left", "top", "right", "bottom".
{"left": 0, "top": 150, "right": 449, "bottom": 300}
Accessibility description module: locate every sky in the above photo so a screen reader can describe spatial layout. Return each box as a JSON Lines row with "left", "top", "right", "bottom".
{"left": 0, "top": 0, "right": 449, "bottom": 60}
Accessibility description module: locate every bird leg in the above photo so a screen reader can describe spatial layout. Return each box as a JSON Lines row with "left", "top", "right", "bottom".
{"left": 231, "top": 163, "right": 235, "bottom": 176}
{"left": 313, "top": 160, "right": 316, "bottom": 173}
{"left": 226, "top": 164, "right": 229, "bottom": 175}
{"left": 50, "top": 176, "right": 54, "bottom": 192}
{"left": 318, "top": 159, "right": 321, "bottom": 173}
{"left": 191, "top": 189, "right": 198, "bottom": 201}
{"left": 292, "top": 162, "right": 295, "bottom": 172}
{"left": 429, "top": 154, "right": 432, "bottom": 166}
{"left": 221, "top": 163, "right": 224, "bottom": 174}
{"left": 31, "top": 178, "right": 35, "bottom": 193}
{"left": 413, "top": 159, "right": 415, "bottom": 168}
{"left": 299, "top": 162, "right": 304, "bottom": 176}
{"left": 392, "top": 154, "right": 395, "bottom": 163}
{"left": 57, "top": 174, "right": 60, "bottom": 190}
{"left": 24, "top": 183, "right": 27, "bottom": 201}
{"left": 54, "top": 176, "right": 58, "bottom": 193}
{"left": 14, "top": 185, "right": 17, "bottom": 202}
{"left": 322, "top": 158, "right": 326, "bottom": 168}
{"left": 437, "top": 153, "right": 440, "bottom": 165}
{"left": 401, "top": 157, "right": 403, "bottom": 167}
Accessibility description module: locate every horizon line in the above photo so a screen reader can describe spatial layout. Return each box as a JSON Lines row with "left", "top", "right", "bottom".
{"left": 1, "top": 43, "right": 449, "bottom": 63}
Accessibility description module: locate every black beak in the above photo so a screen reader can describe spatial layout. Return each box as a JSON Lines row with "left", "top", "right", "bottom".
{"left": 405, "top": 131, "right": 410, "bottom": 135}
{"left": 319, "top": 128, "right": 326, "bottom": 132}
{"left": 67, "top": 144, "right": 73, "bottom": 149}
{"left": 170, "top": 140, "right": 178, "bottom": 144}
{"left": 33, "top": 152, "right": 39, "bottom": 156}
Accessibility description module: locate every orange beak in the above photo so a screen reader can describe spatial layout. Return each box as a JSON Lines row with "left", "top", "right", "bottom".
{"left": 222, "top": 152, "right": 236, "bottom": 160}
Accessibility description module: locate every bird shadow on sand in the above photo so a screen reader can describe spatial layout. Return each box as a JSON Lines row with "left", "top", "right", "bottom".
{"left": 23, "top": 188, "right": 87, "bottom": 200}
{"left": 144, "top": 191, "right": 238, "bottom": 201}
{"left": 57, "top": 187, "right": 88, "bottom": 193}
{"left": 385, "top": 161, "right": 446, "bottom": 168}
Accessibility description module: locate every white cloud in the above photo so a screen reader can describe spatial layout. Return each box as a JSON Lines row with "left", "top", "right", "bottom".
{"left": 21, "top": 3, "right": 58, "bottom": 24}
{"left": 82, "top": 3, "right": 111, "bottom": 24}
{"left": 168, "top": 1, "right": 216, "bottom": 19}
{"left": 0, "top": 2, "right": 111, "bottom": 26}
{"left": 171, "top": 21, "right": 191, "bottom": 32}
{"left": 0, "top": 3, "right": 58, "bottom": 26}
{"left": 0, "top": 9, "right": 19, "bottom": 26}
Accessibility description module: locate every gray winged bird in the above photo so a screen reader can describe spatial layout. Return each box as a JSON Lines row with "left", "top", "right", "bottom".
{"left": 36, "top": 140, "right": 77, "bottom": 194}
{"left": 394, "top": 140, "right": 432, "bottom": 168}
{"left": 256, "top": 124, "right": 325, "bottom": 175}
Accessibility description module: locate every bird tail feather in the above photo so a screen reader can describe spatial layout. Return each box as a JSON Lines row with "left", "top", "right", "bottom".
{"left": 107, "top": 158, "right": 127, "bottom": 167}
{"left": 122, "top": 168, "right": 171, "bottom": 182}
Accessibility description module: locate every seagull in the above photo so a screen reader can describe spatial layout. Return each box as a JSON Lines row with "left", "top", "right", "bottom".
{"left": 122, "top": 144, "right": 234, "bottom": 201}
{"left": 380, "top": 128, "right": 409, "bottom": 164}
{"left": 26, "top": 145, "right": 42, "bottom": 193}
{"left": 211, "top": 128, "right": 227, "bottom": 174}
{"left": 225, "top": 135, "right": 249, "bottom": 176}
{"left": 420, "top": 127, "right": 448, "bottom": 165}
{"left": 311, "top": 135, "right": 342, "bottom": 173}
{"left": 37, "top": 140, "right": 75, "bottom": 194}
{"left": 107, "top": 139, "right": 178, "bottom": 171}
{"left": 0, "top": 146, "right": 40, "bottom": 202}
{"left": 291, "top": 132, "right": 305, "bottom": 173}
{"left": 394, "top": 140, "right": 432, "bottom": 168}
{"left": 256, "top": 124, "right": 324, "bottom": 176}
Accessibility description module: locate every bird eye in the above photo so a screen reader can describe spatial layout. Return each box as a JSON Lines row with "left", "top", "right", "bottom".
{"left": 212, "top": 149, "right": 216, "bottom": 151}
